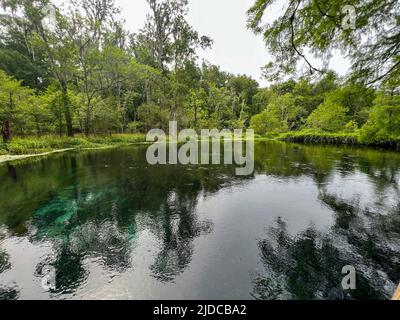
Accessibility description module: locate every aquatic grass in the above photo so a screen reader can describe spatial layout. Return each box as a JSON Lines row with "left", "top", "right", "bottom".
{"left": 279, "top": 130, "right": 360, "bottom": 146}
{"left": 278, "top": 130, "right": 400, "bottom": 150}
{"left": 1, "top": 134, "right": 147, "bottom": 155}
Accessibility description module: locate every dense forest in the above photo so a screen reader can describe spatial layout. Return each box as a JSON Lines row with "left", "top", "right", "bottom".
{"left": 0, "top": 0, "right": 399, "bottom": 149}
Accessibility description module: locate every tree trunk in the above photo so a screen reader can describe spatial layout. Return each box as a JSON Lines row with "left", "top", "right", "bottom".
{"left": 84, "top": 99, "right": 92, "bottom": 137}
{"left": 145, "top": 79, "right": 151, "bottom": 104}
{"left": 2, "top": 120, "right": 11, "bottom": 143}
{"left": 194, "top": 104, "right": 198, "bottom": 128}
{"left": 60, "top": 80, "right": 74, "bottom": 137}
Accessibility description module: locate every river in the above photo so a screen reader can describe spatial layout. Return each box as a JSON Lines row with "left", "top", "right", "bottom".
{"left": 0, "top": 141, "right": 399, "bottom": 300}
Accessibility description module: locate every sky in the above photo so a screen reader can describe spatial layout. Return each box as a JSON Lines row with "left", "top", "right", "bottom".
{"left": 117, "top": 0, "right": 351, "bottom": 87}
{"left": 59, "top": 0, "right": 350, "bottom": 87}
{"left": 118, "top": 0, "right": 277, "bottom": 86}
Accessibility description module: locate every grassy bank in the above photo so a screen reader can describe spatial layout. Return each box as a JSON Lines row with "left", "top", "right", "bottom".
{"left": 1, "top": 130, "right": 399, "bottom": 158}
{"left": 0, "top": 134, "right": 147, "bottom": 156}
{"left": 278, "top": 130, "right": 400, "bottom": 150}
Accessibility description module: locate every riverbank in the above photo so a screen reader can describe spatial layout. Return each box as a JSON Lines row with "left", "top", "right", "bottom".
{"left": 278, "top": 130, "right": 400, "bottom": 150}
{"left": 0, "top": 134, "right": 147, "bottom": 163}
{"left": 1, "top": 131, "right": 399, "bottom": 164}
{"left": 0, "top": 148, "right": 75, "bottom": 164}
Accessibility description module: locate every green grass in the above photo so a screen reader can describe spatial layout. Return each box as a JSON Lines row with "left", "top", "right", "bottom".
{"left": 278, "top": 130, "right": 360, "bottom": 145}
{"left": 0, "top": 134, "right": 147, "bottom": 155}
{"left": 2, "top": 130, "right": 400, "bottom": 156}
{"left": 277, "top": 129, "right": 400, "bottom": 150}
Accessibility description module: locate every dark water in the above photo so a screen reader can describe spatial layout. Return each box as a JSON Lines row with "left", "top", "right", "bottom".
{"left": 0, "top": 141, "right": 400, "bottom": 300}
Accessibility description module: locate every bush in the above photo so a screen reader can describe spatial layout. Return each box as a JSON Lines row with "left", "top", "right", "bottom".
{"left": 343, "top": 120, "right": 359, "bottom": 133}
{"left": 360, "top": 106, "right": 400, "bottom": 144}
{"left": 126, "top": 121, "right": 143, "bottom": 134}
{"left": 250, "top": 109, "right": 284, "bottom": 135}
{"left": 280, "top": 130, "right": 360, "bottom": 146}
{"left": 307, "top": 102, "right": 349, "bottom": 132}
{"left": 0, "top": 145, "right": 8, "bottom": 155}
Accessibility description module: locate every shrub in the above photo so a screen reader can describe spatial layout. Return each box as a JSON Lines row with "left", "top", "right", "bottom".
{"left": 306, "top": 102, "right": 349, "bottom": 132}
{"left": 250, "top": 109, "right": 284, "bottom": 135}
{"left": 127, "top": 121, "right": 143, "bottom": 134}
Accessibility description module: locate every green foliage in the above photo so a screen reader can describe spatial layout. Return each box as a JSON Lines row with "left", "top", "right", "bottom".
{"left": 247, "top": 0, "right": 400, "bottom": 85}
{"left": 0, "top": 134, "right": 146, "bottom": 155}
{"left": 360, "top": 92, "right": 400, "bottom": 144}
{"left": 324, "top": 85, "right": 375, "bottom": 126}
{"left": 280, "top": 130, "right": 360, "bottom": 146}
{"left": 126, "top": 122, "right": 143, "bottom": 134}
{"left": 306, "top": 102, "right": 349, "bottom": 132}
{"left": 0, "top": 0, "right": 398, "bottom": 153}
{"left": 343, "top": 121, "right": 359, "bottom": 133}
{"left": 138, "top": 103, "right": 169, "bottom": 131}
{"left": 250, "top": 109, "right": 282, "bottom": 135}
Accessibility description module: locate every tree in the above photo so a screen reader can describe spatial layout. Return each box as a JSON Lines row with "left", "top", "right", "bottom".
{"left": 62, "top": 0, "right": 123, "bottom": 135}
{"left": 360, "top": 90, "right": 400, "bottom": 143}
{"left": 247, "top": 0, "right": 400, "bottom": 85}
{"left": 266, "top": 94, "right": 306, "bottom": 131}
{"left": 41, "top": 83, "right": 69, "bottom": 136}
{"left": 250, "top": 109, "right": 281, "bottom": 135}
{"left": 306, "top": 101, "right": 349, "bottom": 132}
{"left": 138, "top": 102, "right": 169, "bottom": 132}
{"left": 252, "top": 88, "right": 275, "bottom": 115}
{"left": 34, "top": 0, "right": 76, "bottom": 136}
{"left": 324, "top": 84, "right": 376, "bottom": 126}
{"left": 0, "top": 0, "right": 77, "bottom": 136}
{"left": 133, "top": 0, "right": 212, "bottom": 119}
{"left": 0, "top": 70, "right": 36, "bottom": 142}
{"left": 227, "top": 75, "right": 259, "bottom": 119}
{"left": 0, "top": 0, "right": 52, "bottom": 90}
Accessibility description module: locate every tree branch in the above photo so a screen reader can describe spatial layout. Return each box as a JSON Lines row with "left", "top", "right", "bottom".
{"left": 290, "top": 0, "right": 323, "bottom": 74}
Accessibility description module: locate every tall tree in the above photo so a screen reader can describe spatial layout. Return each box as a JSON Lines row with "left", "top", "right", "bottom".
{"left": 63, "top": 0, "right": 121, "bottom": 135}
{"left": 0, "top": 0, "right": 77, "bottom": 136}
{"left": 133, "top": 0, "right": 212, "bottom": 119}
{"left": 247, "top": 0, "right": 400, "bottom": 86}
{"left": 0, "top": 70, "right": 36, "bottom": 141}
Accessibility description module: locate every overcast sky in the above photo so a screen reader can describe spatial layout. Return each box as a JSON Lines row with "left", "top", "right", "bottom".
{"left": 38, "top": 0, "right": 351, "bottom": 86}
{"left": 2, "top": 0, "right": 351, "bottom": 86}
{"left": 118, "top": 0, "right": 274, "bottom": 85}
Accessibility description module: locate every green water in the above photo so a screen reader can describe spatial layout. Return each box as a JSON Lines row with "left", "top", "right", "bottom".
{"left": 0, "top": 141, "right": 399, "bottom": 300}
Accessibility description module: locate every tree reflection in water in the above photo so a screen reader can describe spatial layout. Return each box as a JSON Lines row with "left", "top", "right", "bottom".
{"left": 28, "top": 187, "right": 214, "bottom": 293}
{"left": 6, "top": 148, "right": 242, "bottom": 295}
{"left": 253, "top": 197, "right": 400, "bottom": 300}
{"left": 149, "top": 191, "right": 213, "bottom": 282}
{"left": 0, "top": 249, "right": 19, "bottom": 300}
{"left": 0, "top": 142, "right": 400, "bottom": 299}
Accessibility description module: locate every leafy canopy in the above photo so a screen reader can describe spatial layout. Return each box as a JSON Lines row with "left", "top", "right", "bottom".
{"left": 247, "top": 0, "right": 400, "bottom": 86}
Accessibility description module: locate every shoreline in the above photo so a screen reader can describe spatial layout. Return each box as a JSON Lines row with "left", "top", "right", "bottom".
{"left": 0, "top": 143, "right": 150, "bottom": 164}
{"left": 0, "top": 148, "right": 74, "bottom": 164}
{"left": 1, "top": 132, "right": 399, "bottom": 165}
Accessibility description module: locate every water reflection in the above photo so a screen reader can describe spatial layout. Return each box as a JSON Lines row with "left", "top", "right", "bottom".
{"left": 149, "top": 191, "right": 213, "bottom": 282}
{"left": 253, "top": 194, "right": 400, "bottom": 300}
{"left": 0, "top": 147, "right": 246, "bottom": 297}
{"left": 0, "top": 247, "right": 19, "bottom": 300}
{"left": 253, "top": 142, "right": 400, "bottom": 300}
{"left": 0, "top": 141, "right": 399, "bottom": 299}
